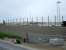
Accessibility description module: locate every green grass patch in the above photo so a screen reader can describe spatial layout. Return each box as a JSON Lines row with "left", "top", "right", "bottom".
{"left": 0, "top": 32, "right": 22, "bottom": 39}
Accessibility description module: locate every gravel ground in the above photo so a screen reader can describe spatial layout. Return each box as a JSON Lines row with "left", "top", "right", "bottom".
{"left": 22, "top": 43, "right": 65, "bottom": 50}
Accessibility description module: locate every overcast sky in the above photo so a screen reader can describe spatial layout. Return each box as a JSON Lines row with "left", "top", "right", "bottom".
{"left": 0, "top": 0, "right": 66, "bottom": 21}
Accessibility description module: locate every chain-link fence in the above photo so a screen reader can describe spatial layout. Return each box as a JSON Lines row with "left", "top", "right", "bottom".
{"left": 0, "top": 16, "right": 64, "bottom": 26}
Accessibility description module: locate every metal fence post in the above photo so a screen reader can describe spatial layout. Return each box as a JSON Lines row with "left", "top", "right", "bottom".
{"left": 42, "top": 16, "right": 43, "bottom": 26}
{"left": 13, "top": 16, "right": 14, "bottom": 24}
{"left": 55, "top": 16, "right": 56, "bottom": 26}
{"left": 20, "top": 17, "right": 21, "bottom": 23}
{"left": 48, "top": 16, "right": 49, "bottom": 27}
{"left": 23, "top": 18, "right": 24, "bottom": 25}
{"left": 32, "top": 16, "right": 33, "bottom": 25}
{"left": 16, "top": 18, "right": 17, "bottom": 23}
{"left": 8, "top": 16, "right": 9, "bottom": 24}
{"left": 27, "top": 17, "right": 28, "bottom": 25}
{"left": 62, "top": 16, "right": 64, "bottom": 22}
{"left": 36, "top": 17, "right": 38, "bottom": 25}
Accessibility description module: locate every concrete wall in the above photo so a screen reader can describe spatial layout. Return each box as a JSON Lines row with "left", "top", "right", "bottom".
{"left": 28, "top": 33, "right": 48, "bottom": 43}
{"left": 27, "top": 33, "right": 63, "bottom": 43}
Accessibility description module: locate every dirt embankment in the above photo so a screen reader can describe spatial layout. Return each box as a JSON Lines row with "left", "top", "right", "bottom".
{"left": 0, "top": 24, "right": 66, "bottom": 37}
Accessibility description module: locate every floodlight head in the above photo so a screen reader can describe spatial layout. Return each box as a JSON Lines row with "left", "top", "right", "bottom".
{"left": 57, "top": 1, "right": 61, "bottom": 4}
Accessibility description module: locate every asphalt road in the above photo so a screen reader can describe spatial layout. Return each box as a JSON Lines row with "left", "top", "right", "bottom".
{"left": 0, "top": 41, "right": 29, "bottom": 50}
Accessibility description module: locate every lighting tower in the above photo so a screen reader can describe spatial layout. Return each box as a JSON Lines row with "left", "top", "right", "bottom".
{"left": 56, "top": 0, "right": 62, "bottom": 23}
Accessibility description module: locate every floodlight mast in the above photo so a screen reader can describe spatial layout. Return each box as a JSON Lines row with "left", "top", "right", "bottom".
{"left": 56, "top": 1, "right": 61, "bottom": 23}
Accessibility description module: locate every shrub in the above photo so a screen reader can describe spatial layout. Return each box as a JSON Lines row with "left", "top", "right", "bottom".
{"left": 16, "top": 39, "right": 21, "bottom": 44}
